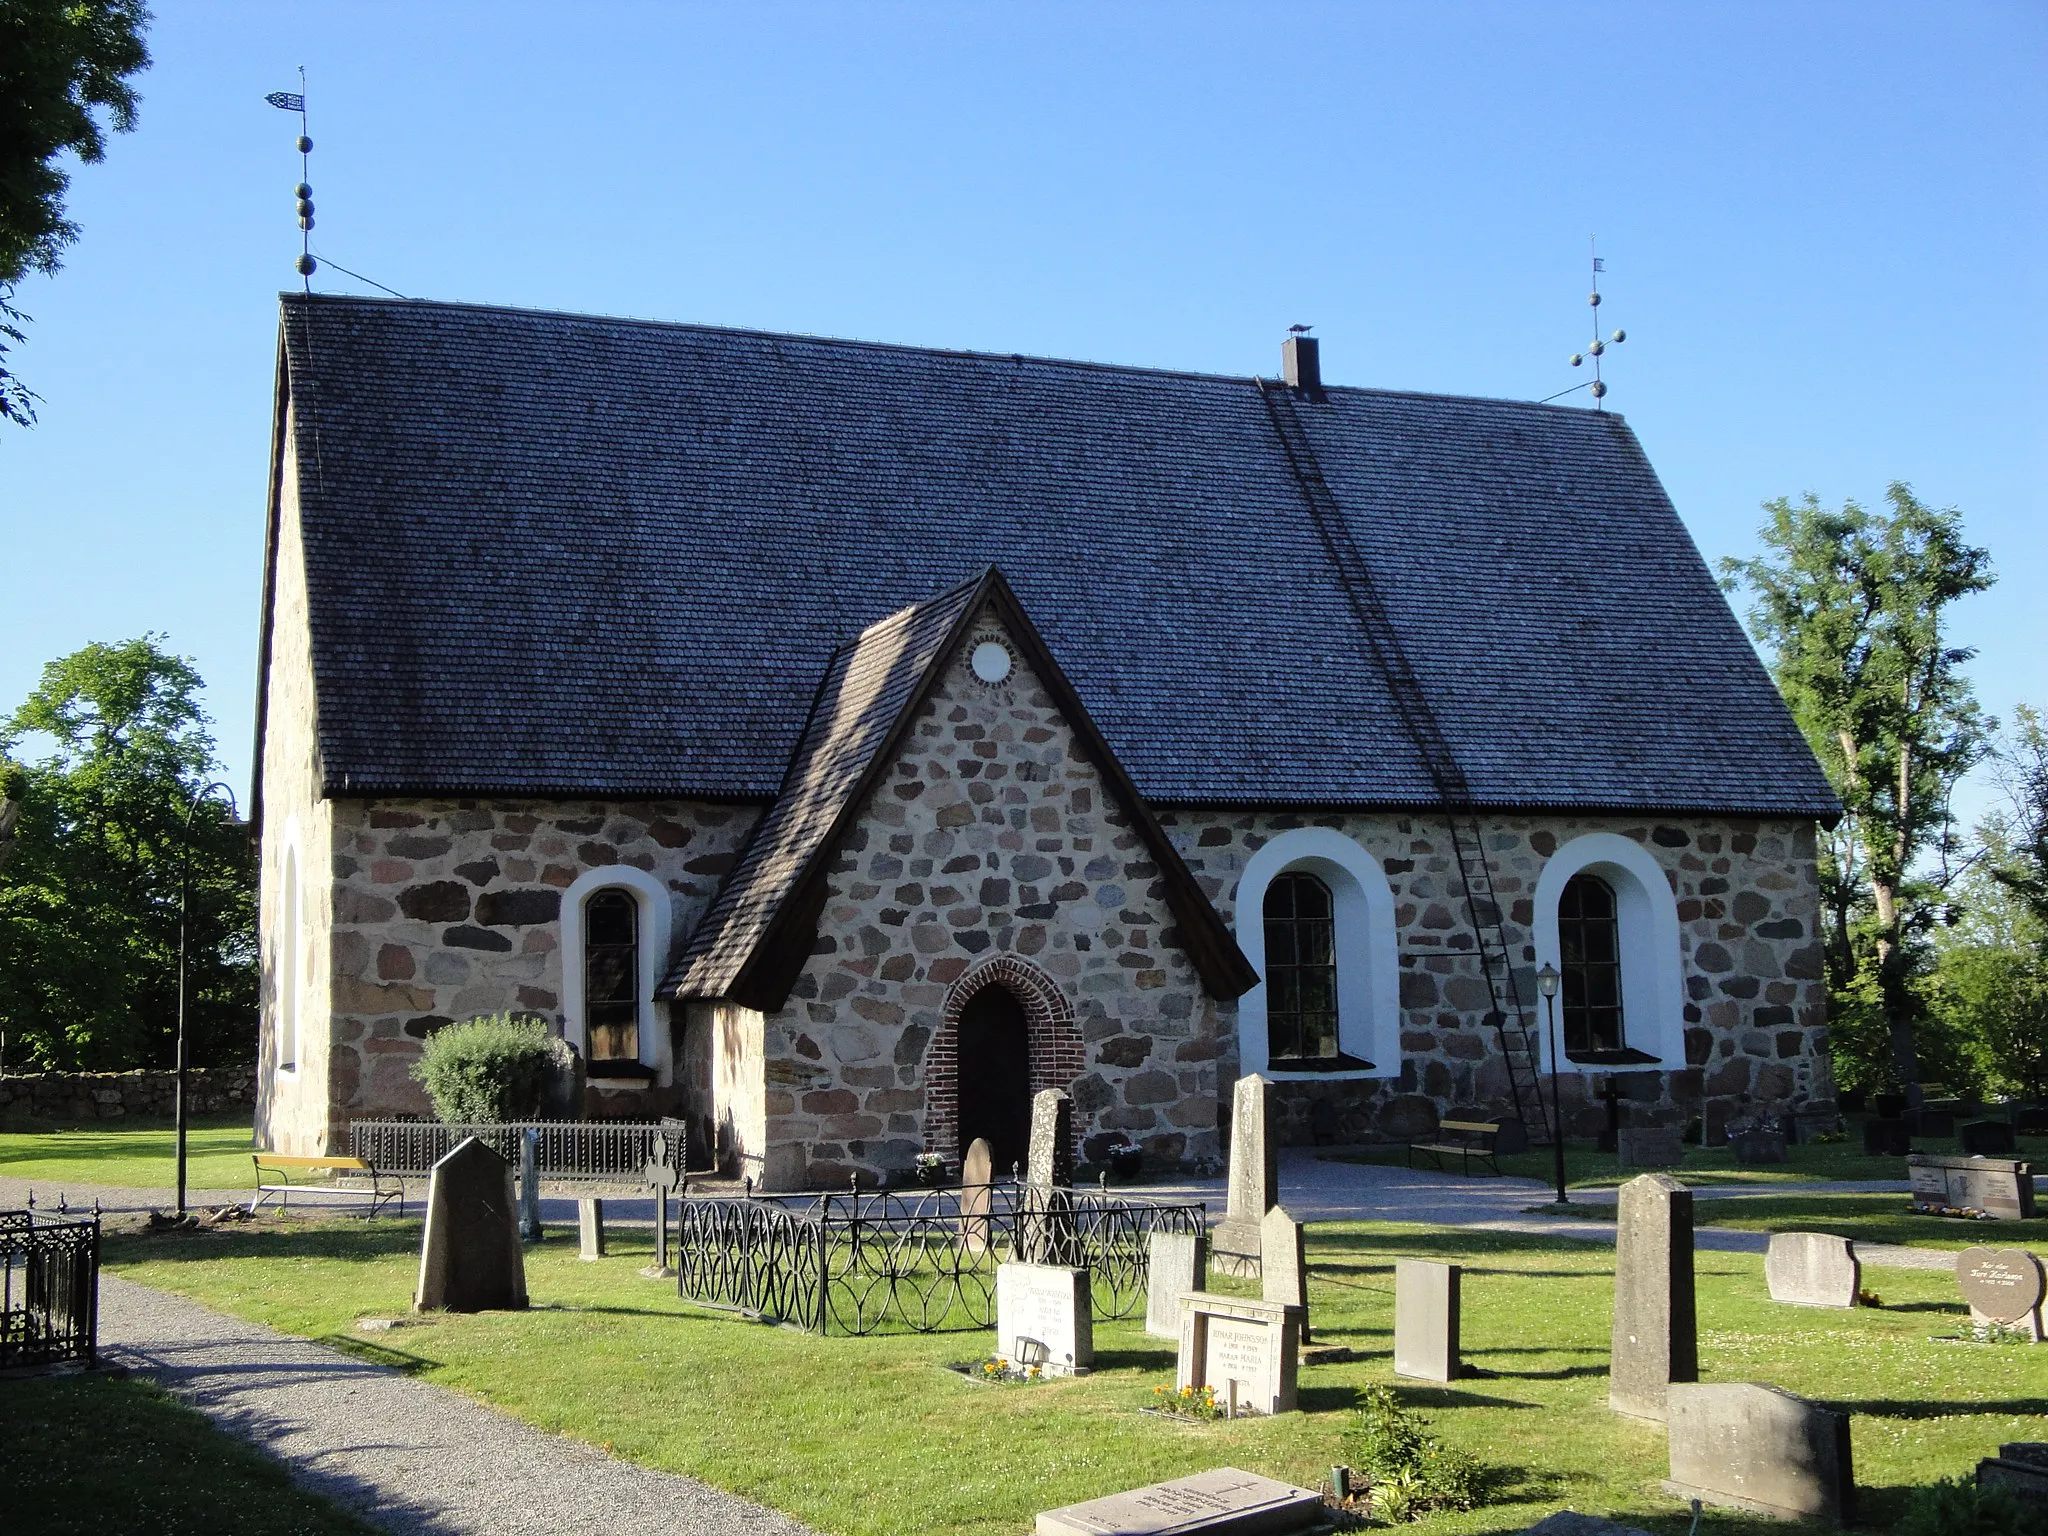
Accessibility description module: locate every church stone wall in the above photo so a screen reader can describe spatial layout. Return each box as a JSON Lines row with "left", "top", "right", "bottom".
{"left": 754, "top": 613, "right": 1227, "bottom": 1191}
{"left": 311, "top": 798, "right": 758, "bottom": 1137}
{"left": 1163, "top": 810, "right": 1829, "bottom": 1146}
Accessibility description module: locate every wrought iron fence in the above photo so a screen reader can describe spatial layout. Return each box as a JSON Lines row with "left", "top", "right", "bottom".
{"left": 1, "top": 1210, "right": 100, "bottom": 1369}
{"left": 348, "top": 1119, "right": 684, "bottom": 1185}
{"left": 673, "top": 1182, "right": 1204, "bottom": 1336}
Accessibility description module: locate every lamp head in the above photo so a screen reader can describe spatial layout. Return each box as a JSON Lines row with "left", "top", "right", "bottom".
{"left": 1537, "top": 962, "right": 1561, "bottom": 998}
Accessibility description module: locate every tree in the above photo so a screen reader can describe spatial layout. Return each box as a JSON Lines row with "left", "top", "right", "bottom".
{"left": 0, "top": 0, "right": 153, "bottom": 425}
{"left": 0, "top": 636, "right": 254, "bottom": 1070}
{"left": 1721, "top": 483, "right": 1994, "bottom": 1104}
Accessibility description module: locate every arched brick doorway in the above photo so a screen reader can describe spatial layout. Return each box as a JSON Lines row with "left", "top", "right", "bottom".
{"left": 926, "top": 956, "right": 1085, "bottom": 1174}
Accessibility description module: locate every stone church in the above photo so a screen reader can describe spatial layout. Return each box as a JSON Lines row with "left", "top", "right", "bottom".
{"left": 253, "top": 293, "right": 1840, "bottom": 1187}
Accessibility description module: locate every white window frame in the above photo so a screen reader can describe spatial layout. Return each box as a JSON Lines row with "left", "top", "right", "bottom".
{"left": 277, "top": 840, "right": 300, "bottom": 1074}
{"left": 1531, "top": 832, "right": 1686, "bottom": 1074}
{"left": 561, "top": 865, "right": 673, "bottom": 1084}
{"left": 1232, "top": 827, "right": 1400, "bottom": 1081}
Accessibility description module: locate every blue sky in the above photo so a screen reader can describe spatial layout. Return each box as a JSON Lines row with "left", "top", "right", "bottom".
{"left": 3, "top": 3, "right": 2041, "bottom": 823}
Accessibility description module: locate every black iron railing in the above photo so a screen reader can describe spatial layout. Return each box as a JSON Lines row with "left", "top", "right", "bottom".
{"left": 673, "top": 1182, "right": 1204, "bottom": 1336}
{"left": 1, "top": 1210, "right": 100, "bottom": 1369}
{"left": 348, "top": 1119, "right": 684, "bottom": 1185}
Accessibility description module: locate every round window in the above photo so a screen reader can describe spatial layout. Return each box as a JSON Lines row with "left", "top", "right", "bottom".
{"left": 970, "top": 640, "right": 1014, "bottom": 684}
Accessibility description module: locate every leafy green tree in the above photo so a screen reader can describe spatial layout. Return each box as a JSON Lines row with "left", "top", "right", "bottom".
{"left": 0, "top": 0, "right": 153, "bottom": 424}
{"left": 1721, "top": 483, "right": 1994, "bottom": 1103}
{"left": 0, "top": 636, "right": 254, "bottom": 1070}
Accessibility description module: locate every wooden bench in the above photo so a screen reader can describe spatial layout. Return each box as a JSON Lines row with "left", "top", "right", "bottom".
{"left": 249, "top": 1154, "right": 404, "bottom": 1217}
{"left": 1407, "top": 1120, "right": 1503, "bottom": 1176}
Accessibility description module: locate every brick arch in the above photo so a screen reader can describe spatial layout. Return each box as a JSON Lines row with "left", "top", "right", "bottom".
{"left": 924, "top": 956, "right": 1086, "bottom": 1171}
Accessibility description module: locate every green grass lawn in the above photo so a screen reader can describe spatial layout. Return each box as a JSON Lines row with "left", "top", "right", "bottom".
{"left": 101, "top": 1212, "right": 2041, "bottom": 1535}
{"left": 0, "top": 1114, "right": 257, "bottom": 1191}
{"left": 1332, "top": 1122, "right": 2048, "bottom": 1190}
{"left": 0, "top": 1368, "right": 375, "bottom": 1535}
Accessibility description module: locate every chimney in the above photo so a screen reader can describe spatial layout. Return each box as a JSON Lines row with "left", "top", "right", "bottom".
{"left": 1281, "top": 329, "right": 1323, "bottom": 399}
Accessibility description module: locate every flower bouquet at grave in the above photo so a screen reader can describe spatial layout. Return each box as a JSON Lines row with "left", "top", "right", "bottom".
{"left": 914, "top": 1152, "right": 948, "bottom": 1188}
{"left": 956, "top": 1354, "right": 1047, "bottom": 1385}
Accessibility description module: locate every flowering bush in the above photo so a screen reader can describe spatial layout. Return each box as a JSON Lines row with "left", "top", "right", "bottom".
{"left": 970, "top": 1355, "right": 1046, "bottom": 1384}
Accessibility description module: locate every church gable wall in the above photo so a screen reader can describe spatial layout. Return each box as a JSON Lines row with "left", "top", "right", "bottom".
{"left": 1165, "top": 810, "right": 1828, "bottom": 1145}
{"left": 319, "top": 798, "right": 758, "bottom": 1123}
{"left": 756, "top": 615, "right": 1225, "bottom": 1190}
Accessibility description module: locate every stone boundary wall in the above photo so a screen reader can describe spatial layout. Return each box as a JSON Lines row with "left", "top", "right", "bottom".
{"left": 0, "top": 1065, "right": 258, "bottom": 1121}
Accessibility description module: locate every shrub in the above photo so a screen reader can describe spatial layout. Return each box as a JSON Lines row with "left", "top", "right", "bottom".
{"left": 411, "top": 1013, "right": 556, "bottom": 1123}
{"left": 1344, "top": 1385, "right": 1483, "bottom": 1522}
{"left": 1897, "top": 1477, "right": 2048, "bottom": 1536}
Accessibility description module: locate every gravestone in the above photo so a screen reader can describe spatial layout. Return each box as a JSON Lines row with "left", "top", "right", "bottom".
{"left": 1664, "top": 1382, "right": 1855, "bottom": 1524}
{"left": 1212, "top": 1075, "right": 1277, "bottom": 1278}
{"left": 959, "top": 1136, "right": 994, "bottom": 1257}
{"left": 1862, "top": 1118, "right": 1910, "bottom": 1156}
{"left": 996, "top": 1260, "right": 1092, "bottom": 1375}
{"left": 1394, "top": 1259, "right": 1461, "bottom": 1382}
{"left": 578, "top": 1198, "right": 606, "bottom": 1260}
{"left": 1961, "top": 1119, "right": 2018, "bottom": 1156}
{"left": 1958, "top": 1246, "right": 2047, "bottom": 1340}
{"left": 517, "top": 1128, "right": 542, "bottom": 1243}
{"left": 1147, "top": 1229, "right": 1207, "bottom": 1340}
{"left": 1909, "top": 1154, "right": 2037, "bottom": 1219}
{"left": 1022, "top": 1090, "right": 1077, "bottom": 1265}
{"left": 1259, "top": 1203, "right": 1309, "bottom": 1342}
{"left": 1976, "top": 1443, "right": 2048, "bottom": 1504}
{"left": 1616, "top": 1127, "right": 1684, "bottom": 1172}
{"left": 1177, "top": 1292, "right": 1301, "bottom": 1416}
{"left": 1764, "top": 1232, "right": 1860, "bottom": 1309}
{"left": 1036, "top": 1467, "right": 1322, "bottom": 1536}
{"left": 415, "top": 1137, "right": 528, "bottom": 1313}
{"left": 1609, "top": 1173, "right": 1697, "bottom": 1421}
{"left": 1730, "top": 1129, "right": 1789, "bottom": 1165}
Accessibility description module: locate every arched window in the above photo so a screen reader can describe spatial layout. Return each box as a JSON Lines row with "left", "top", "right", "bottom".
{"left": 279, "top": 848, "right": 299, "bottom": 1071}
{"left": 1264, "top": 872, "right": 1339, "bottom": 1064}
{"left": 1558, "top": 872, "right": 1624, "bottom": 1055}
{"left": 584, "top": 889, "right": 640, "bottom": 1066}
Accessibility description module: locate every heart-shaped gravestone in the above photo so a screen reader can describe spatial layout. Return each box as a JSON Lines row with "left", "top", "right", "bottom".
{"left": 1957, "top": 1247, "right": 2047, "bottom": 1324}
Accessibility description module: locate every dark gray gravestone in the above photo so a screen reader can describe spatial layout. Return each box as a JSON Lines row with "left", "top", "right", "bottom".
{"left": 1260, "top": 1204, "right": 1309, "bottom": 1342}
{"left": 1958, "top": 1246, "right": 2047, "bottom": 1339}
{"left": 1036, "top": 1467, "right": 1321, "bottom": 1536}
{"left": 1394, "top": 1259, "right": 1461, "bottom": 1382}
{"left": 1616, "top": 1127, "right": 1684, "bottom": 1172}
{"left": 1765, "top": 1233, "right": 1860, "bottom": 1309}
{"left": 1863, "top": 1118, "right": 1911, "bottom": 1156}
{"left": 1609, "top": 1173, "right": 1697, "bottom": 1421}
{"left": 1909, "top": 1153, "right": 2037, "bottom": 1219}
{"left": 1212, "top": 1074, "right": 1276, "bottom": 1278}
{"left": 1664, "top": 1382, "right": 1854, "bottom": 1524}
{"left": 1022, "top": 1091, "right": 1076, "bottom": 1265}
{"left": 415, "top": 1137, "right": 528, "bottom": 1312}
{"left": 959, "top": 1136, "right": 994, "bottom": 1257}
{"left": 517, "top": 1127, "right": 542, "bottom": 1243}
{"left": 1977, "top": 1443, "right": 2048, "bottom": 1505}
{"left": 1146, "top": 1229, "right": 1207, "bottom": 1340}
{"left": 577, "top": 1197, "right": 606, "bottom": 1260}
{"left": 1961, "top": 1120, "right": 2018, "bottom": 1155}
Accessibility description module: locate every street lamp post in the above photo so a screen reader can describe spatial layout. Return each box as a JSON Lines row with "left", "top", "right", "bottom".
{"left": 1537, "top": 962, "right": 1567, "bottom": 1207}
{"left": 177, "top": 782, "right": 239, "bottom": 1217}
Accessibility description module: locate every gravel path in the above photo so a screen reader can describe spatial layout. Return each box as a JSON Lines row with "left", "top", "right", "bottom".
{"left": 98, "top": 1273, "right": 819, "bottom": 1536}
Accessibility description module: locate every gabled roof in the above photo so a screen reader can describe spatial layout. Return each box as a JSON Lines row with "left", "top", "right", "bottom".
{"left": 264, "top": 292, "right": 1840, "bottom": 820}
{"left": 658, "top": 569, "right": 1258, "bottom": 1009}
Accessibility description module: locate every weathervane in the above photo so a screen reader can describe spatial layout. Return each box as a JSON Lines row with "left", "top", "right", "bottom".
{"left": 1566, "top": 237, "right": 1626, "bottom": 410}
{"left": 264, "top": 68, "right": 316, "bottom": 290}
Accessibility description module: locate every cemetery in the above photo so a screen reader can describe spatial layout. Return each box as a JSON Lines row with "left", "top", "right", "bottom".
{"left": 6, "top": 1073, "right": 2037, "bottom": 1535}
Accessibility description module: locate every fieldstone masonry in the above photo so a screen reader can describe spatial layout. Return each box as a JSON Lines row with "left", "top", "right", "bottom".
{"left": 1160, "top": 810, "right": 1830, "bottom": 1146}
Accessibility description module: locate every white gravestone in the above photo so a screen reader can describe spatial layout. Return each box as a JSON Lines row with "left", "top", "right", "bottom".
{"left": 577, "top": 1197, "right": 606, "bottom": 1260}
{"left": 1036, "top": 1467, "right": 1323, "bottom": 1536}
{"left": 1147, "top": 1229, "right": 1207, "bottom": 1340}
{"left": 1177, "top": 1292, "right": 1301, "bottom": 1416}
{"left": 1394, "top": 1259, "right": 1461, "bottom": 1382}
{"left": 1764, "top": 1232, "right": 1859, "bottom": 1309}
{"left": 997, "top": 1261, "right": 1093, "bottom": 1376}
{"left": 1212, "top": 1075, "right": 1277, "bottom": 1278}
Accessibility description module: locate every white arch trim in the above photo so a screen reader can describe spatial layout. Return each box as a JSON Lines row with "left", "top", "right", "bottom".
{"left": 1531, "top": 833, "right": 1686, "bottom": 1074}
{"left": 1232, "top": 827, "right": 1400, "bottom": 1081}
{"left": 275, "top": 831, "right": 301, "bottom": 1075}
{"left": 561, "top": 864, "right": 674, "bottom": 1085}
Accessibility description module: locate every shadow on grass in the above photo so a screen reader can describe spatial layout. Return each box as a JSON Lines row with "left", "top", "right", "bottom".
{"left": 315, "top": 1336, "right": 443, "bottom": 1374}
{"left": 1091, "top": 1346, "right": 1176, "bottom": 1371}
{"left": 105, "top": 1221, "right": 423, "bottom": 1266}
{"left": 1830, "top": 1396, "right": 2048, "bottom": 1419}
{"left": 1299, "top": 1383, "right": 1360, "bottom": 1413}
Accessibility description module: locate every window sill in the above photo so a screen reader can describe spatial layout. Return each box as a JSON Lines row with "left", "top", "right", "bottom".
{"left": 588, "top": 1061, "right": 657, "bottom": 1083}
{"left": 1259, "top": 1066, "right": 1392, "bottom": 1083}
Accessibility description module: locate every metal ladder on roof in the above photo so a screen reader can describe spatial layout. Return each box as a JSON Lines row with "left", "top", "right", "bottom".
{"left": 1256, "top": 378, "right": 1554, "bottom": 1145}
